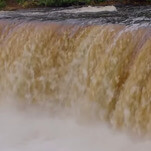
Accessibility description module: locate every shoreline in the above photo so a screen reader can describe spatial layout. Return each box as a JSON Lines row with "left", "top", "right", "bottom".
{"left": 2, "top": 1, "right": 151, "bottom": 11}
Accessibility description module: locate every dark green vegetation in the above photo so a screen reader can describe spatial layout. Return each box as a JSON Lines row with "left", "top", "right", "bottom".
{"left": 15, "top": 0, "right": 100, "bottom": 7}
{"left": 4, "top": 0, "right": 109, "bottom": 7}
{"left": 1, "top": 0, "right": 151, "bottom": 10}
{"left": 0, "top": 0, "right": 6, "bottom": 9}
{"left": 15, "top": 0, "right": 151, "bottom": 6}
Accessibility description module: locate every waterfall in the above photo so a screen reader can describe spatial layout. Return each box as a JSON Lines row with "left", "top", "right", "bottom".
{"left": 0, "top": 20, "right": 151, "bottom": 135}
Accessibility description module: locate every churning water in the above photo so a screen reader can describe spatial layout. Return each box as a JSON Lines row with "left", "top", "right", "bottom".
{"left": 0, "top": 5, "right": 151, "bottom": 26}
{"left": 0, "top": 5, "right": 151, "bottom": 151}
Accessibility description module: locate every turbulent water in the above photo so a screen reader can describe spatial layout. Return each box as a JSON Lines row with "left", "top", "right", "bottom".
{"left": 1, "top": 5, "right": 151, "bottom": 26}
{"left": 0, "top": 5, "right": 151, "bottom": 151}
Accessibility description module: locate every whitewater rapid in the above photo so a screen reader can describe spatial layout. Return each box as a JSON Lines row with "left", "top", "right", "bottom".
{"left": 1, "top": 5, "right": 151, "bottom": 26}
{"left": 57, "top": 6, "right": 117, "bottom": 13}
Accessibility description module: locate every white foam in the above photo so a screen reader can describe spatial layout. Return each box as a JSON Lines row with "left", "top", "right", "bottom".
{"left": 0, "top": 98, "right": 151, "bottom": 151}
{"left": 59, "top": 6, "right": 117, "bottom": 13}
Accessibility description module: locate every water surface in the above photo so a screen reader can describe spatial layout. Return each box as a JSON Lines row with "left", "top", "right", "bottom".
{"left": 0, "top": 5, "right": 151, "bottom": 26}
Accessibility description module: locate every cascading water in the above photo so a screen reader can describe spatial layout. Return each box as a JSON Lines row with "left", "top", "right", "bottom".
{"left": 0, "top": 5, "right": 151, "bottom": 151}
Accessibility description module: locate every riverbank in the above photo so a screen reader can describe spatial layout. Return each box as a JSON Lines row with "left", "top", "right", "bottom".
{"left": 1, "top": 0, "right": 151, "bottom": 11}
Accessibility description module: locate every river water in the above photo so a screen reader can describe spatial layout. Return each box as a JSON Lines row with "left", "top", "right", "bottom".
{"left": 0, "top": 5, "right": 151, "bottom": 26}
{"left": 0, "top": 5, "right": 151, "bottom": 151}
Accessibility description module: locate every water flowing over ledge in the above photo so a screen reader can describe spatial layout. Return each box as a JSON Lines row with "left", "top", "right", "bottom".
{"left": 0, "top": 20, "right": 151, "bottom": 136}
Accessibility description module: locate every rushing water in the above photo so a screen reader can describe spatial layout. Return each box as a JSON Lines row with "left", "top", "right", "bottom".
{"left": 0, "top": 5, "right": 151, "bottom": 26}
{"left": 0, "top": 5, "right": 151, "bottom": 151}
